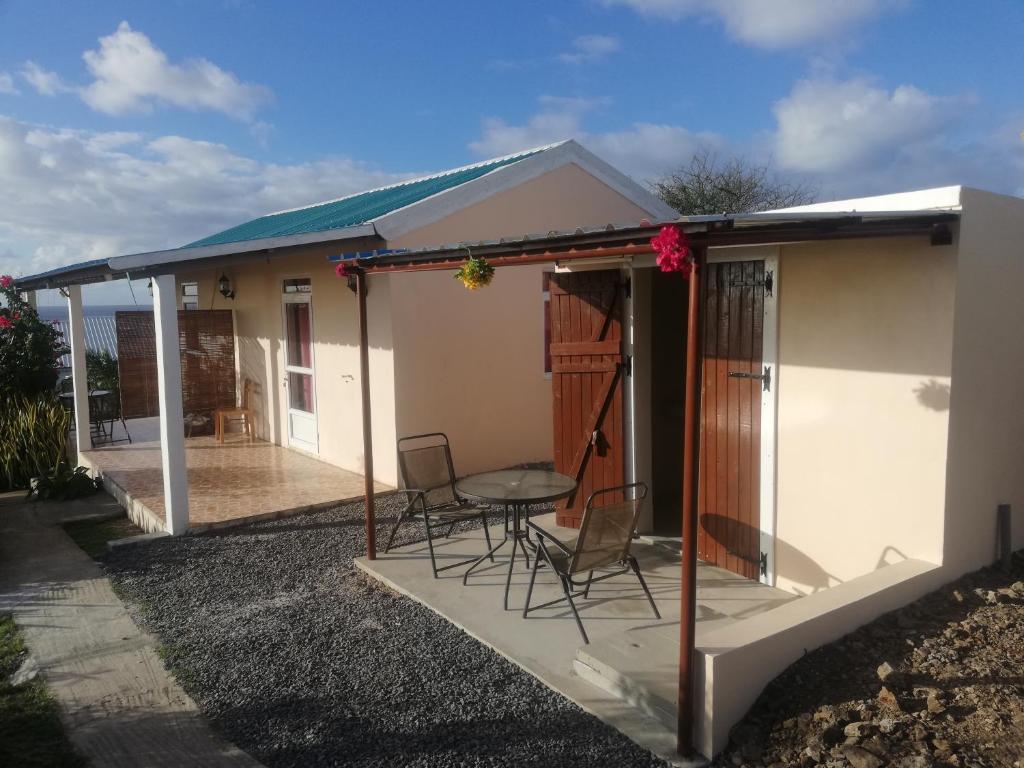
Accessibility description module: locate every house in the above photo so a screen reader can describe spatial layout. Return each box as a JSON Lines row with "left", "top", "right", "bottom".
{"left": 16, "top": 150, "right": 1024, "bottom": 758}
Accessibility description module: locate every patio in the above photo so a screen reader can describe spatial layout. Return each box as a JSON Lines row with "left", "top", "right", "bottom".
{"left": 77, "top": 417, "right": 388, "bottom": 533}
{"left": 355, "top": 516, "right": 796, "bottom": 763}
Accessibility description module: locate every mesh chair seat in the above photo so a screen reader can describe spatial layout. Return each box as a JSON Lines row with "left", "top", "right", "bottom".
{"left": 523, "top": 483, "right": 660, "bottom": 644}
{"left": 384, "top": 433, "right": 494, "bottom": 577}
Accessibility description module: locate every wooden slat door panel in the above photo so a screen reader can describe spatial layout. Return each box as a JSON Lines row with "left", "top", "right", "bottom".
{"left": 698, "top": 261, "right": 765, "bottom": 580}
{"left": 549, "top": 270, "right": 625, "bottom": 528}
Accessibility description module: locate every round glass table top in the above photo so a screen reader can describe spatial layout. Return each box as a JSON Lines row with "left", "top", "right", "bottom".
{"left": 455, "top": 469, "right": 577, "bottom": 505}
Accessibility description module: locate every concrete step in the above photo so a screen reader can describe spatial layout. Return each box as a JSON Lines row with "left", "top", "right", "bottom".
{"left": 574, "top": 626, "right": 679, "bottom": 734}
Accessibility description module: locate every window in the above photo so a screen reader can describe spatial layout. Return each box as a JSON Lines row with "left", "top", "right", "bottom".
{"left": 542, "top": 272, "right": 552, "bottom": 375}
{"left": 283, "top": 278, "right": 312, "bottom": 294}
{"left": 181, "top": 281, "right": 199, "bottom": 310}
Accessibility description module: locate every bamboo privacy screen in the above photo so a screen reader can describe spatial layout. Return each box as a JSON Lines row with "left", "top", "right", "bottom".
{"left": 116, "top": 310, "right": 237, "bottom": 433}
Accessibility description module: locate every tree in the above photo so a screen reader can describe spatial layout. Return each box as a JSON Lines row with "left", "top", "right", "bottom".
{"left": 653, "top": 151, "right": 816, "bottom": 216}
{"left": 0, "top": 276, "right": 68, "bottom": 399}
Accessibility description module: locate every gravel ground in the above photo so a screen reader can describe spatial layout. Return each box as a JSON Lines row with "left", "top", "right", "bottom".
{"left": 100, "top": 497, "right": 671, "bottom": 768}
{"left": 713, "top": 552, "right": 1024, "bottom": 768}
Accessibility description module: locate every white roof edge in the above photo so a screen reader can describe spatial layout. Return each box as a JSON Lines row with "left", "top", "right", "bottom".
{"left": 372, "top": 139, "right": 677, "bottom": 241}
{"left": 769, "top": 185, "right": 963, "bottom": 214}
{"left": 266, "top": 141, "right": 571, "bottom": 216}
{"left": 109, "top": 224, "right": 378, "bottom": 272}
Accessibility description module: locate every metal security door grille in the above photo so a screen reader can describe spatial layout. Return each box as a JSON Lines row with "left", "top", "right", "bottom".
{"left": 698, "top": 260, "right": 767, "bottom": 580}
{"left": 548, "top": 270, "right": 626, "bottom": 528}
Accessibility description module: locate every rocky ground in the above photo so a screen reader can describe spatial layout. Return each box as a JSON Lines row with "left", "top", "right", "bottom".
{"left": 715, "top": 552, "right": 1024, "bottom": 768}
{"left": 99, "top": 498, "right": 671, "bottom": 768}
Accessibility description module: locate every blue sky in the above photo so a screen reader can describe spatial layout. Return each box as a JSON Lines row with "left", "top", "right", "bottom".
{"left": 0, "top": 0, "right": 1021, "bottom": 303}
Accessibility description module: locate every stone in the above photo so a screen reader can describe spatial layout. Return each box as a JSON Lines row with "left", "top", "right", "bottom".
{"left": 843, "top": 745, "right": 884, "bottom": 768}
{"left": 876, "top": 661, "right": 896, "bottom": 682}
{"left": 898, "top": 756, "right": 934, "bottom": 768}
{"left": 878, "top": 686, "right": 902, "bottom": 712}
{"left": 926, "top": 692, "right": 947, "bottom": 715}
{"left": 844, "top": 721, "right": 873, "bottom": 741}
{"left": 8, "top": 655, "right": 38, "bottom": 687}
{"left": 951, "top": 589, "right": 965, "bottom": 603}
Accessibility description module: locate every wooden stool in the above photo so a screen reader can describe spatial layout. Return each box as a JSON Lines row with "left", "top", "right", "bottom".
{"left": 215, "top": 379, "right": 255, "bottom": 443}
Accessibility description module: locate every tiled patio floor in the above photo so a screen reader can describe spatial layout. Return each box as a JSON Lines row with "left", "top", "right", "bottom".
{"left": 79, "top": 418, "right": 388, "bottom": 532}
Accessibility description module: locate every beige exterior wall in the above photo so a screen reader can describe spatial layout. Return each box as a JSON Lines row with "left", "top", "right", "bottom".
{"left": 774, "top": 236, "right": 957, "bottom": 594}
{"left": 171, "top": 161, "right": 658, "bottom": 486}
{"left": 943, "top": 188, "right": 1024, "bottom": 573}
{"left": 385, "top": 162, "right": 656, "bottom": 477}
{"left": 175, "top": 253, "right": 401, "bottom": 486}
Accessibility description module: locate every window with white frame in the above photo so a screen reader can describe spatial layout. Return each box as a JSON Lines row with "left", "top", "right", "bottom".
{"left": 181, "top": 281, "right": 199, "bottom": 310}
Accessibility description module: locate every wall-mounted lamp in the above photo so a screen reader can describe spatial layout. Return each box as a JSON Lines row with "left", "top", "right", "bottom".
{"left": 147, "top": 279, "right": 153, "bottom": 297}
{"left": 218, "top": 273, "right": 235, "bottom": 300}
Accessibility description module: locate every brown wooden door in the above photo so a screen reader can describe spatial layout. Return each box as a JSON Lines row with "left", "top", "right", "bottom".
{"left": 549, "top": 270, "right": 626, "bottom": 528}
{"left": 698, "top": 260, "right": 766, "bottom": 580}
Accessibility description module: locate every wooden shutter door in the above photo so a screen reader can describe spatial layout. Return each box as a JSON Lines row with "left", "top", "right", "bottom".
{"left": 549, "top": 270, "right": 626, "bottom": 528}
{"left": 698, "top": 260, "right": 766, "bottom": 580}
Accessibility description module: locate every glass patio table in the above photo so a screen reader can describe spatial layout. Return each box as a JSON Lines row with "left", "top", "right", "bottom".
{"left": 456, "top": 469, "right": 577, "bottom": 609}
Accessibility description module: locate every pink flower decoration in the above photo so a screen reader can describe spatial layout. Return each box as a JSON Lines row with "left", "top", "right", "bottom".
{"left": 0, "top": 275, "right": 12, "bottom": 289}
{"left": 0, "top": 316, "right": 12, "bottom": 329}
{"left": 335, "top": 261, "right": 357, "bottom": 278}
{"left": 651, "top": 225, "right": 694, "bottom": 276}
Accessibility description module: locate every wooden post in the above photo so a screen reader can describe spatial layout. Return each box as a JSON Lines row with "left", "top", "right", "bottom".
{"left": 66, "top": 285, "right": 92, "bottom": 459}
{"left": 152, "top": 274, "right": 190, "bottom": 535}
{"left": 677, "top": 247, "right": 704, "bottom": 756}
{"left": 356, "top": 270, "right": 376, "bottom": 560}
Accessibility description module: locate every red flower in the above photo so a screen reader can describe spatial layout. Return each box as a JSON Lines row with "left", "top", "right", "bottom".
{"left": 335, "top": 261, "right": 357, "bottom": 278}
{"left": 0, "top": 275, "right": 12, "bottom": 289}
{"left": 0, "top": 316, "right": 12, "bottom": 329}
{"left": 651, "top": 225, "right": 694, "bottom": 276}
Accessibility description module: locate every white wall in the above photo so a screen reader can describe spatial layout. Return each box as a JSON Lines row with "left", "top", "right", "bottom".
{"left": 773, "top": 236, "right": 956, "bottom": 594}
{"left": 942, "top": 188, "right": 1024, "bottom": 573}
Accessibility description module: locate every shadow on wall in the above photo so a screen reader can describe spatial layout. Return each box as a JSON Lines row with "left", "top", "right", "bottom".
{"left": 914, "top": 378, "right": 951, "bottom": 411}
{"left": 237, "top": 336, "right": 271, "bottom": 442}
{"left": 700, "top": 514, "right": 918, "bottom": 596}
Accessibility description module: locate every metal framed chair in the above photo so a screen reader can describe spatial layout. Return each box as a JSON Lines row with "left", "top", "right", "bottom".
{"left": 523, "top": 482, "right": 660, "bottom": 644}
{"left": 384, "top": 433, "right": 494, "bottom": 578}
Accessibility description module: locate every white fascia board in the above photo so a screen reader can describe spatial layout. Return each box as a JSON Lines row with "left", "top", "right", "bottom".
{"left": 372, "top": 139, "right": 678, "bottom": 241}
{"left": 770, "top": 186, "right": 963, "bottom": 214}
{"left": 109, "top": 224, "right": 378, "bottom": 272}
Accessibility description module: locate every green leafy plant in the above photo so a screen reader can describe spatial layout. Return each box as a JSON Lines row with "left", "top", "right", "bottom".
{"left": 86, "top": 349, "right": 120, "bottom": 394}
{"left": 29, "top": 466, "right": 101, "bottom": 502}
{"left": 0, "top": 276, "right": 67, "bottom": 399}
{"left": 0, "top": 395, "right": 70, "bottom": 491}
{"left": 453, "top": 251, "right": 495, "bottom": 290}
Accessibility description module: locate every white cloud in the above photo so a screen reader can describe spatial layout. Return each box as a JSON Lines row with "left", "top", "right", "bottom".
{"left": 0, "top": 72, "right": 17, "bottom": 95}
{"left": 79, "top": 22, "right": 271, "bottom": 119}
{"left": 773, "top": 77, "right": 954, "bottom": 173}
{"left": 470, "top": 96, "right": 724, "bottom": 182}
{"left": 0, "top": 114, "right": 414, "bottom": 279}
{"left": 21, "top": 62, "right": 70, "bottom": 95}
{"left": 559, "top": 34, "right": 621, "bottom": 64}
{"left": 605, "top": 0, "right": 893, "bottom": 49}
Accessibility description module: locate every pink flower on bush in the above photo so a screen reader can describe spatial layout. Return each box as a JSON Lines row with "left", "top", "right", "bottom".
{"left": 0, "top": 316, "right": 12, "bottom": 329}
{"left": 651, "top": 225, "right": 694, "bottom": 276}
{"left": 0, "top": 275, "right": 12, "bottom": 289}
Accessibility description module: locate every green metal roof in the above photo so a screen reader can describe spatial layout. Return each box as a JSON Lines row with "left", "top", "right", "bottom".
{"left": 185, "top": 147, "right": 551, "bottom": 248}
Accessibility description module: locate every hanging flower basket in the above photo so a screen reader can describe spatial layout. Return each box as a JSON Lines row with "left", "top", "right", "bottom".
{"left": 651, "top": 225, "right": 695, "bottom": 276}
{"left": 454, "top": 251, "right": 495, "bottom": 290}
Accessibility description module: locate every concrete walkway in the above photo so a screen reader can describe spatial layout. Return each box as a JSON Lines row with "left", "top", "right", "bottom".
{"left": 0, "top": 492, "right": 262, "bottom": 768}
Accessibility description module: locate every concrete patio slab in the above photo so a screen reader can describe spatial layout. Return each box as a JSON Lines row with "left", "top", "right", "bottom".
{"left": 355, "top": 512, "right": 795, "bottom": 765}
{"left": 0, "top": 492, "right": 263, "bottom": 767}
{"left": 78, "top": 417, "right": 389, "bottom": 533}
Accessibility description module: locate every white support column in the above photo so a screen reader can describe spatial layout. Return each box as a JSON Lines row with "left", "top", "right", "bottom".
{"left": 66, "top": 285, "right": 92, "bottom": 460}
{"left": 152, "top": 274, "right": 189, "bottom": 534}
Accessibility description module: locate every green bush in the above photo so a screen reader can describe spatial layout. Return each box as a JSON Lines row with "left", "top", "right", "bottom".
{"left": 0, "top": 275, "right": 67, "bottom": 399}
{"left": 30, "top": 466, "right": 101, "bottom": 501}
{"left": 0, "top": 395, "right": 70, "bottom": 491}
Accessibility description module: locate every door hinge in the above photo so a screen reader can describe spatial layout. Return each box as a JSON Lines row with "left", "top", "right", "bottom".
{"left": 728, "top": 365, "right": 771, "bottom": 392}
{"left": 729, "top": 270, "right": 772, "bottom": 297}
{"left": 726, "top": 549, "right": 769, "bottom": 578}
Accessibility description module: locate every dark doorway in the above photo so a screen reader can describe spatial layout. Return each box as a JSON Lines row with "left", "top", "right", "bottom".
{"left": 649, "top": 271, "right": 689, "bottom": 535}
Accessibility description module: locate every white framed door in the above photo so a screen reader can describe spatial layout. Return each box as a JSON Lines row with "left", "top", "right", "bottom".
{"left": 282, "top": 279, "right": 319, "bottom": 454}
